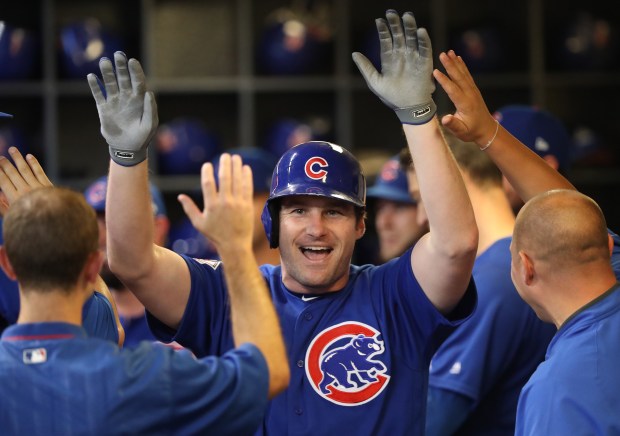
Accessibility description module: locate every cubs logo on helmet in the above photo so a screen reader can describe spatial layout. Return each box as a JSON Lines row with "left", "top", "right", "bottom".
{"left": 305, "top": 321, "right": 390, "bottom": 406}
{"left": 305, "top": 156, "right": 329, "bottom": 181}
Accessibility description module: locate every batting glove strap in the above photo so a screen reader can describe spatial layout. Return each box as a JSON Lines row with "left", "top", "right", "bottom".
{"left": 395, "top": 101, "right": 437, "bottom": 125}
{"left": 109, "top": 146, "right": 148, "bottom": 167}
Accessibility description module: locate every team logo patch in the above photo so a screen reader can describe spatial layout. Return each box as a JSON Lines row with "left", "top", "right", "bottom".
{"left": 305, "top": 156, "right": 329, "bottom": 182}
{"left": 23, "top": 348, "right": 47, "bottom": 364}
{"left": 305, "top": 321, "right": 390, "bottom": 406}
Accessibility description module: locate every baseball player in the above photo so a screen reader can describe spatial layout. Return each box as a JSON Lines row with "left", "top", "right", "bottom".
{"left": 0, "top": 156, "right": 289, "bottom": 433}
{"left": 434, "top": 49, "right": 620, "bottom": 435}
{"left": 0, "top": 144, "right": 124, "bottom": 345}
{"left": 89, "top": 10, "right": 478, "bottom": 435}
{"left": 366, "top": 153, "right": 428, "bottom": 263}
{"left": 424, "top": 132, "right": 555, "bottom": 435}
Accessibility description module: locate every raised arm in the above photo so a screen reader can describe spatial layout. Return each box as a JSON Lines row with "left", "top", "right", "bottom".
{"left": 178, "top": 154, "right": 289, "bottom": 398}
{"left": 353, "top": 10, "right": 477, "bottom": 313}
{"left": 434, "top": 50, "right": 575, "bottom": 202}
{"left": 88, "top": 52, "right": 191, "bottom": 329}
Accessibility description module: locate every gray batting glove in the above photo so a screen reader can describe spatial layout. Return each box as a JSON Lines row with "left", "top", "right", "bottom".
{"left": 352, "top": 10, "right": 436, "bottom": 125}
{"left": 87, "top": 51, "right": 158, "bottom": 166}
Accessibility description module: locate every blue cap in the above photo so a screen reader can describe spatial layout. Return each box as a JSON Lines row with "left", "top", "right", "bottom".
{"left": 214, "top": 147, "right": 278, "bottom": 193}
{"left": 84, "top": 176, "right": 167, "bottom": 217}
{"left": 494, "top": 105, "right": 571, "bottom": 171}
{"left": 0, "top": 112, "right": 13, "bottom": 118}
{"left": 366, "top": 155, "right": 415, "bottom": 204}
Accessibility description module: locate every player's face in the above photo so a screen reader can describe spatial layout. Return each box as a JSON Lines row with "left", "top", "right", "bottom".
{"left": 510, "top": 240, "right": 549, "bottom": 322}
{"left": 278, "top": 195, "right": 365, "bottom": 294}
{"left": 374, "top": 199, "right": 426, "bottom": 262}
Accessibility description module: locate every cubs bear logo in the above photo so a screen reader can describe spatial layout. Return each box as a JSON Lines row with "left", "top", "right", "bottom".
{"left": 305, "top": 156, "right": 328, "bottom": 182}
{"left": 305, "top": 321, "right": 390, "bottom": 406}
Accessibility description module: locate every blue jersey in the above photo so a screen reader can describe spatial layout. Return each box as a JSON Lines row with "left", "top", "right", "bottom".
{"left": 148, "top": 249, "right": 477, "bottom": 435}
{"left": 0, "top": 322, "right": 269, "bottom": 435}
{"left": 428, "top": 238, "right": 555, "bottom": 434}
{"left": 0, "top": 275, "right": 118, "bottom": 343}
{"left": 515, "top": 283, "right": 620, "bottom": 435}
{"left": 119, "top": 312, "right": 158, "bottom": 349}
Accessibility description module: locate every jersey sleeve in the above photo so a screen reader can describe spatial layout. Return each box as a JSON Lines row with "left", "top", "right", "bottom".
{"left": 113, "top": 342, "right": 269, "bottom": 435}
{"left": 169, "top": 343, "right": 269, "bottom": 435}
{"left": 82, "top": 291, "right": 119, "bottom": 344}
{"left": 426, "top": 386, "right": 476, "bottom": 436}
{"left": 146, "top": 255, "right": 234, "bottom": 357}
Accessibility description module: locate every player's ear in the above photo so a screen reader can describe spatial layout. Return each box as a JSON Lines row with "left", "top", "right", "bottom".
{"left": 519, "top": 250, "right": 535, "bottom": 286}
{"left": 0, "top": 246, "right": 17, "bottom": 280}
{"left": 355, "top": 211, "right": 366, "bottom": 240}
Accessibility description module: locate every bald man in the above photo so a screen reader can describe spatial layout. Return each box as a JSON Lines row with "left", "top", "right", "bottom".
{"left": 510, "top": 190, "right": 620, "bottom": 435}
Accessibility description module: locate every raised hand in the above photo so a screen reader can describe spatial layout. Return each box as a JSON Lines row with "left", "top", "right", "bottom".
{"left": 352, "top": 10, "right": 436, "bottom": 125}
{"left": 177, "top": 154, "right": 254, "bottom": 255}
{"left": 88, "top": 51, "right": 158, "bottom": 166}
{"left": 0, "top": 147, "right": 52, "bottom": 216}
{"left": 433, "top": 50, "right": 498, "bottom": 147}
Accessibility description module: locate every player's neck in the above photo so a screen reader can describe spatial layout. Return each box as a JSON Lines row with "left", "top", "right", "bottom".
{"left": 470, "top": 185, "right": 516, "bottom": 256}
{"left": 17, "top": 286, "right": 84, "bottom": 326}
{"left": 254, "top": 241, "right": 280, "bottom": 266}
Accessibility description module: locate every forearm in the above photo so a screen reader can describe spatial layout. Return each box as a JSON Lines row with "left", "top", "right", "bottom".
{"left": 480, "top": 124, "right": 575, "bottom": 202}
{"left": 220, "top": 247, "right": 289, "bottom": 398}
{"left": 426, "top": 386, "right": 475, "bottom": 435}
{"left": 106, "top": 160, "right": 157, "bottom": 282}
{"left": 404, "top": 121, "right": 478, "bottom": 255}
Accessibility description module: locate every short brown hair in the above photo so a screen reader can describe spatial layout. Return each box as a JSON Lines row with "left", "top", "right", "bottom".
{"left": 3, "top": 187, "right": 99, "bottom": 292}
{"left": 442, "top": 128, "right": 502, "bottom": 188}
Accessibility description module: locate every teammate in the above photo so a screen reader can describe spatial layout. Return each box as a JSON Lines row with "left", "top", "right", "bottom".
{"left": 423, "top": 132, "right": 555, "bottom": 435}
{"left": 511, "top": 191, "right": 620, "bottom": 435}
{"left": 84, "top": 175, "right": 168, "bottom": 348}
{"left": 0, "top": 146, "right": 123, "bottom": 344}
{"left": 89, "top": 10, "right": 478, "bottom": 435}
{"left": 434, "top": 49, "right": 620, "bottom": 435}
{"left": 493, "top": 105, "right": 572, "bottom": 213}
{"left": 0, "top": 156, "right": 289, "bottom": 434}
{"left": 366, "top": 153, "right": 427, "bottom": 263}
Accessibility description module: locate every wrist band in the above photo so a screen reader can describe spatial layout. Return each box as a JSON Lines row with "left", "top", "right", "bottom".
{"left": 480, "top": 119, "right": 499, "bottom": 151}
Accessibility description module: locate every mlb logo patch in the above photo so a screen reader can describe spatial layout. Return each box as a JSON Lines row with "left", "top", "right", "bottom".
{"left": 23, "top": 348, "right": 47, "bottom": 364}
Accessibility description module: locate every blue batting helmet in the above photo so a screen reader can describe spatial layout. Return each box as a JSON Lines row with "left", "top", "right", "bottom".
{"left": 261, "top": 141, "right": 366, "bottom": 248}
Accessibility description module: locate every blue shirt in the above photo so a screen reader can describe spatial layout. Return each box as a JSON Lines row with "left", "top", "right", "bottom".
{"left": 0, "top": 322, "right": 269, "bottom": 435}
{"left": 0, "top": 276, "right": 118, "bottom": 343}
{"left": 119, "top": 312, "right": 158, "bottom": 349}
{"left": 515, "top": 284, "right": 620, "bottom": 436}
{"left": 148, "top": 250, "right": 477, "bottom": 435}
{"left": 428, "top": 238, "right": 555, "bottom": 435}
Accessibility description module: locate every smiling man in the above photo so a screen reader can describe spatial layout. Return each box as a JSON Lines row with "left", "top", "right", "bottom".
{"left": 90, "top": 10, "right": 478, "bottom": 434}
